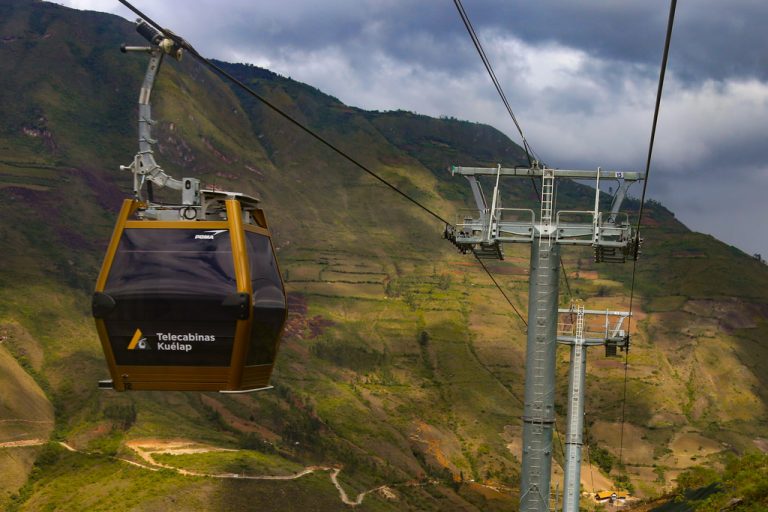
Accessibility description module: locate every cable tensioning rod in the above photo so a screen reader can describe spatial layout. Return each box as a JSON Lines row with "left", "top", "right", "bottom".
{"left": 619, "top": 0, "right": 677, "bottom": 465}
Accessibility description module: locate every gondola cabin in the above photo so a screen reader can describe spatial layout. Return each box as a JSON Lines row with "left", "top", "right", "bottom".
{"left": 93, "top": 190, "right": 286, "bottom": 392}
{"left": 93, "top": 20, "right": 286, "bottom": 391}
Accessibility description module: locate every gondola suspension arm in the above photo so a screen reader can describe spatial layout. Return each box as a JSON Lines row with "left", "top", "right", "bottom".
{"left": 119, "top": 20, "right": 187, "bottom": 201}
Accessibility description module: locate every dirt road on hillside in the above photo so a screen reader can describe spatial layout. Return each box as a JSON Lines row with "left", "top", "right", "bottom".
{"left": 123, "top": 439, "right": 395, "bottom": 506}
{"left": 0, "top": 438, "right": 46, "bottom": 448}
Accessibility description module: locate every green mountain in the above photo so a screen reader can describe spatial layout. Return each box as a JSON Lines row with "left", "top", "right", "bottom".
{"left": 1, "top": 1, "right": 767, "bottom": 510}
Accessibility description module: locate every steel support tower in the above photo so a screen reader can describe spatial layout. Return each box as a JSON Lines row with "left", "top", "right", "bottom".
{"left": 444, "top": 163, "right": 643, "bottom": 512}
{"left": 557, "top": 305, "right": 630, "bottom": 511}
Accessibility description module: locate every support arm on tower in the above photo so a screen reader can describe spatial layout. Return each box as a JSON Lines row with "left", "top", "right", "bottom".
{"left": 608, "top": 179, "right": 634, "bottom": 224}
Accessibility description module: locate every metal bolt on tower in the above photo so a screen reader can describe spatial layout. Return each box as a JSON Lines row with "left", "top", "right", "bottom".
{"left": 444, "top": 163, "right": 643, "bottom": 512}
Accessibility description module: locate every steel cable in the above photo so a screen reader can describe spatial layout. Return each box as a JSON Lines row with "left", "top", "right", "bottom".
{"left": 453, "top": 0, "right": 538, "bottom": 166}
{"left": 118, "top": 0, "right": 452, "bottom": 227}
{"left": 116, "top": 0, "right": 532, "bottom": 321}
{"left": 473, "top": 254, "right": 527, "bottom": 327}
{"left": 619, "top": 0, "right": 677, "bottom": 465}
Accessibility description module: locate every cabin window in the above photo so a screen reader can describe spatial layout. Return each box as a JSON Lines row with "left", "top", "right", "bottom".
{"left": 244, "top": 232, "right": 286, "bottom": 365}
{"left": 106, "top": 228, "right": 236, "bottom": 303}
{"left": 103, "top": 228, "right": 238, "bottom": 366}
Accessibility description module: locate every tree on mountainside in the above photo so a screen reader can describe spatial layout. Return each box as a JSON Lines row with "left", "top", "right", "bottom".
{"left": 675, "top": 452, "right": 768, "bottom": 511}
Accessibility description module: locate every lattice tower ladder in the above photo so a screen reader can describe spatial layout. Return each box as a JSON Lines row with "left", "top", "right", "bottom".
{"left": 527, "top": 168, "right": 556, "bottom": 500}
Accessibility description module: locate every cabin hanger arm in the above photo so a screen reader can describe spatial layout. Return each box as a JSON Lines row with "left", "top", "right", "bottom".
{"left": 119, "top": 20, "right": 186, "bottom": 201}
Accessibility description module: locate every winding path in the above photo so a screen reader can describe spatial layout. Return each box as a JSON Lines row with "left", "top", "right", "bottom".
{"left": 125, "top": 440, "right": 394, "bottom": 506}
{"left": 0, "top": 436, "right": 421, "bottom": 506}
{"left": 0, "top": 438, "right": 46, "bottom": 449}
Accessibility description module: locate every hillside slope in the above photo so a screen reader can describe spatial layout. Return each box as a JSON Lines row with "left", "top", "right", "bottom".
{"left": 1, "top": 1, "right": 767, "bottom": 510}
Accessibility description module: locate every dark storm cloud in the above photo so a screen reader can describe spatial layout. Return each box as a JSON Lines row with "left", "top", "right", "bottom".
{"left": 62, "top": 0, "right": 768, "bottom": 81}
{"left": 58, "top": 1, "right": 768, "bottom": 83}
{"left": 435, "top": 1, "right": 768, "bottom": 83}
{"left": 51, "top": 0, "right": 768, "bottom": 256}
{"left": 198, "top": 1, "right": 479, "bottom": 75}
{"left": 191, "top": 0, "right": 768, "bottom": 84}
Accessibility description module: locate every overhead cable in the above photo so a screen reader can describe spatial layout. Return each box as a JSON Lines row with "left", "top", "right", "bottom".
{"left": 453, "top": 0, "right": 546, "bottom": 313}
{"left": 473, "top": 254, "right": 528, "bottom": 327}
{"left": 619, "top": 0, "right": 677, "bottom": 464}
{"left": 560, "top": 261, "right": 573, "bottom": 301}
{"left": 453, "top": 0, "right": 538, "bottom": 166}
{"left": 117, "top": 0, "right": 452, "bottom": 227}
{"left": 117, "top": 0, "right": 532, "bottom": 321}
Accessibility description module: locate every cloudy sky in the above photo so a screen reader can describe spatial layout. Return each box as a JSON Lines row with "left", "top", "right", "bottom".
{"left": 54, "top": 0, "right": 768, "bottom": 258}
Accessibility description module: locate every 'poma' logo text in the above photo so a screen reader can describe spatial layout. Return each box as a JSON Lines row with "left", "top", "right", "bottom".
{"left": 194, "top": 230, "right": 227, "bottom": 240}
